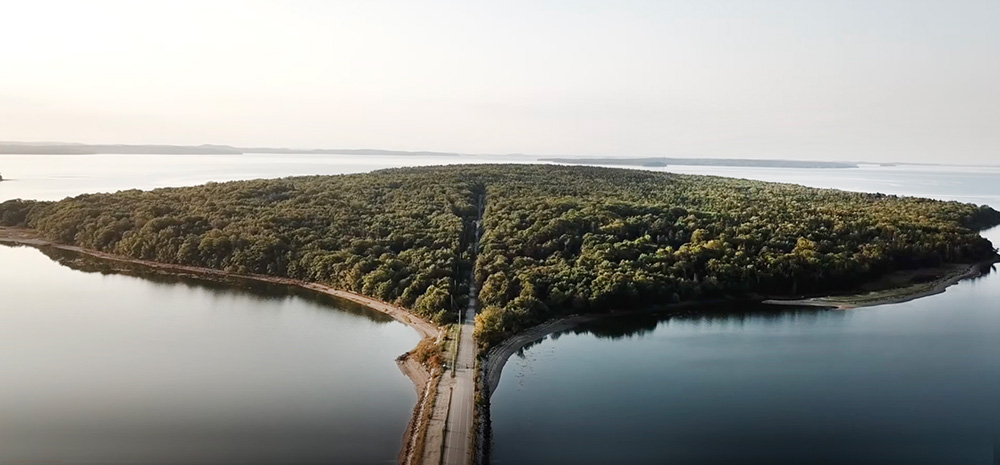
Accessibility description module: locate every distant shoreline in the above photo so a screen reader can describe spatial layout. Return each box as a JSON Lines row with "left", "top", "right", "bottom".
{"left": 543, "top": 157, "right": 859, "bottom": 169}
{"left": 4, "top": 142, "right": 999, "bottom": 169}
{"left": 0, "top": 143, "right": 464, "bottom": 157}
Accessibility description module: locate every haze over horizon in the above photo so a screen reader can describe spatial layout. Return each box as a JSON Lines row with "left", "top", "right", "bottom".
{"left": 2, "top": 0, "right": 998, "bottom": 164}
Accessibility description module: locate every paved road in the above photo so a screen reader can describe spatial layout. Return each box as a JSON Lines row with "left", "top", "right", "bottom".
{"left": 441, "top": 289, "right": 476, "bottom": 465}
{"left": 441, "top": 198, "right": 483, "bottom": 465}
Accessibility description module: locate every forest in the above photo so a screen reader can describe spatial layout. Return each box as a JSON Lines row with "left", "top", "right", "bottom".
{"left": 2, "top": 164, "right": 998, "bottom": 348}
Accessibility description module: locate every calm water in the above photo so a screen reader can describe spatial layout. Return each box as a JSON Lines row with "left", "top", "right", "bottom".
{"left": 0, "top": 153, "right": 539, "bottom": 201}
{"left": 0, "top": 245, "right": 419, "bottom": 464}
{"left": 3, "top": 152, "right": 997, "bottom": 207}
{"left": 3, "top": 155, "right": 1000, "bottom": 464}
{"left": 491, "top": 169, "right": 1000, "bottom": 465}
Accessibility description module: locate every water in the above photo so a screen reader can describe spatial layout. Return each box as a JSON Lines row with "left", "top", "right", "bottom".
{"left": 0, "top": 152, "right": 539, "bottom": 202}
{"left": 3, "top": 153, "right": 996, "bottom": 207}
{"left": 3, "top": 154, "right": 999, "bottom": 464}
{"left": 490, "top": 169, "right": 1000, "bottom": 465}
{"left": 0, "top": 245, "right": 419, "bottom": 464}
{"left": 648, "top": 163, "right": 1000, "bottom": 207}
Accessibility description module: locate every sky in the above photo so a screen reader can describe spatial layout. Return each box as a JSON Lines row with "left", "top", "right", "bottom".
{"left": 0, "top": 0, "right": 998, "bottom": 163}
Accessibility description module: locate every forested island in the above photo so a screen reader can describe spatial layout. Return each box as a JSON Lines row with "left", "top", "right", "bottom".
{"left": 544, "top": 157, "right": 859, "bottom": 169}
{"left": 2, "top": 164, "right": 998, "bottom": 349}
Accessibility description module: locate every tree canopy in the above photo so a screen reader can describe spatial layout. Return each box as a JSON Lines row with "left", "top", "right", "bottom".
{"left": 2, "top": 164, "right": 998, "bottom": 347}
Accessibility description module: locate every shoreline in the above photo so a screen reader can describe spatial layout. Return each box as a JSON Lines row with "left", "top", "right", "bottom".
{"left": 5, "top": 225, "right": 998, "bottom": 465}
{"left": 764, "top": 258, "right": 998, "bottom": 309}
{"left": 481, "top": 314, "right": 603, "bottom": 396}
{"left": 480, "top": 257, "right": 998, "bottom": 397}
{"left": 0, "top": 226, "right": 441, "bottom": 465}
{"left": 475, "top": 256, "right": 998, "bottom": 460}
{"left": 479, "top": 299, "right": 744, "bottom": 397}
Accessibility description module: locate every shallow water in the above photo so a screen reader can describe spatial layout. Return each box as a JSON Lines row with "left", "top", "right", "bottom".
{"left": 0, "top": 152, "right": 539, "bottom": 201}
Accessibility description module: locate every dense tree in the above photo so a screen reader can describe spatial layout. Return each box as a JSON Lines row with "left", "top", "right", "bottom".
{"left": 0, "top": 169, "right": 482, "bottom": 324}
{"left": 2, "top": 164, "right": 998, "bottom": 346}
{"left": 466, "top": 165, "right": 1000, "bottom": 348}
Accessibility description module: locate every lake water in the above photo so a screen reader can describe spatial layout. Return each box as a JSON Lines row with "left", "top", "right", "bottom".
{"left": 0, "top": 153, "right": 539, "bottom": 202}
{"left": 0, "top": 245, "right": 419, "bottom": 464}
{"left": 490, "top": 168, "right": 1000, "bottom": 465}
{"left": 3, "top": 153, "right": 997, "bottom": 207}
{"left": 2, "top": 154, "right": 999, "bottom": 464}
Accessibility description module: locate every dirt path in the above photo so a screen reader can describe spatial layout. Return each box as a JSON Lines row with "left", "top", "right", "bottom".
{"left": 0, "top": 226, "right": 442, "bottom": 465}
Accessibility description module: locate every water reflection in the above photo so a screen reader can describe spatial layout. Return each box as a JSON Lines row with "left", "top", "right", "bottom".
{"left": 493, "top": 263, "right": 1000, "bottom": 465}
{"left": 29, "top": 244, "right": 395, "bottom": 323}
{"left": 0, "top": 243, "right": 418, "bottom": 464}
{"left": 556, "top": 304, "right": 834, "bottom": 341}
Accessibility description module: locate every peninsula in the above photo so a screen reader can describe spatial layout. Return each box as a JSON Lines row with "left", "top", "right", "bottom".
{"left": 2, "top": 164, "right": 998, "bottom": 465}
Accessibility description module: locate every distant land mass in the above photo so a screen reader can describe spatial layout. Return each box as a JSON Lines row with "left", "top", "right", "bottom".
{"left": 0, "top": 142, "right": 460, "bottom": 156}
{"left": 6, "top": 141, "right": 992, "bottom": 168}
{"left": 543, "top": 157, "right": 859, "bottom": 169}
{"left": 0, "top": 143, "right": 242, "bottom": 155}
{"left": 242, "top": 147, "right": 463, "bottom": 157}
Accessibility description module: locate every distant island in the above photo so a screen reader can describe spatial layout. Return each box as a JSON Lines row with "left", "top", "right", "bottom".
{"left": 0, "top": 141, "right": 462, "bottom": 157}
{"left": 543, "top": 157, "right": 859, "bottom": 169}
{"left": 242, "top": 147, "right": 463, "bottom": 157}
{"left": 0, "top": 142, "right": 242, "bottom": 155}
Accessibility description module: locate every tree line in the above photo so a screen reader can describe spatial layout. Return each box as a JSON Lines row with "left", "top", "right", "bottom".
{"left": 2, "top": 164, "right": 998, "bottom": 347}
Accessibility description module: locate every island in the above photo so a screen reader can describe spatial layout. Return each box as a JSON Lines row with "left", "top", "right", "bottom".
{"left": 2, "top": 164, "right": 998, "bottom": 465}
{"left": 543, "top": 157, "right": 859, "bottom": 169}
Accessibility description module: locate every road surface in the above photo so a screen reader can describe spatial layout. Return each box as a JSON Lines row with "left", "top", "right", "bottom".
{"left": 441, "top": 196, "right": 483, "bottom": 465}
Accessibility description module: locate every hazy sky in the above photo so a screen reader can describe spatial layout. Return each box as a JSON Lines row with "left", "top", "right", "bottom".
{"left": 1, "top": 0, "right": 998, "bottom": 163}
